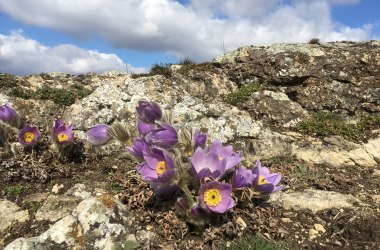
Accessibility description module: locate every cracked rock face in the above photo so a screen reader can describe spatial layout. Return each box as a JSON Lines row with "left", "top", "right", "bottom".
{"left": 2, "top": 41, "right": 380, "bottom": 168}
{"left": 269, "top": 189, "right": 361, "bottom": 213}
{"left": 4, "top": 184, "right": 131, "bottom": 250}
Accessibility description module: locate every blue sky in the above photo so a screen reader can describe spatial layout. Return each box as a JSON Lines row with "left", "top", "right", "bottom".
{"left": 0, "top": 0, "right": 379, "bottom": 75}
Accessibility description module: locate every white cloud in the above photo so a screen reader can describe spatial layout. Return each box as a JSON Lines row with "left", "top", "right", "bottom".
{"left": 0, "top": 30, "right": 147, "bottom": 75}
{"left": 0, "top": 0, "right": 375, "bottom": 64}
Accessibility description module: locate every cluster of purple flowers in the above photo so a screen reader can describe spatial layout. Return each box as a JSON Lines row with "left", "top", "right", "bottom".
{"left": 87, "top": 100, "right": 283, "bottom": 225}
{"left": 0, "top": 102, "right": 74, "bottom": 152}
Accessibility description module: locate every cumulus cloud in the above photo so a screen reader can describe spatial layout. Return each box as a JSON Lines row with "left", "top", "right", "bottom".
{"left": 0, "top": 30, "right": 146, "bottom": 75}
{"left": 0, "top": 0, "right": 376, "bottom": 64}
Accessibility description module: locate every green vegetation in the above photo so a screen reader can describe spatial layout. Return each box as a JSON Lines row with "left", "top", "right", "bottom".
{"left": 113, "top": 240, "right": 140, "bottom": 250}
{"left": 224, "top": 83, "right": 263, "bottom": 105}
{"left": 222, "top": 236, "right": 284, "bottom": 250}
{"left": 177, "top": 62, "right": 219, "bottom": 75}
{"left": 74, "top": 175, "right": 87, "bottom": 184}
{"left": 5, "top": 184, "right": 25, "bottom": 196}
{"left": 132, "top": 58, "right": 200, "bottom": 79}
{"left": 296, "top": 111, "right": 380, "bottom": 141}
{"left": 7, "top": 84, "right": 92, "bottom": 106}
{"left": 289, "top": 164, "right": 325, "bottom": 183}
{"left": 177, "top": 57, "right": 196, "bottom": 65}
{"left": 149, "top": 62, "right": 172, "bottom": 77}
{"left": 308, "top": 38, "right": 320, "bottom": 44}
{"left": 266, "top": 155, "right": 290, "bottom": 165}
{"left": 26, "top": 201, "right": 43, "bottom": 213}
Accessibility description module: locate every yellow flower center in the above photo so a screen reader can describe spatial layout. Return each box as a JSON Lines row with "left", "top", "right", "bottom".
{"left": 204, "top": 188, "right": 222, "bottom": 207}
{"left": 24, "top": 132, "right": 35, "bottom": 143}
{"left": 218, "top": 156, "right": 224, "bottom": 161}
{"left": 57, "top": 133, "right": 69, "bottom": 142}
{"left": 156, "top": 161, "right": 168, "bottom": 175}
{"left": 258, "top": 176, "right": 268, "bottom": 185}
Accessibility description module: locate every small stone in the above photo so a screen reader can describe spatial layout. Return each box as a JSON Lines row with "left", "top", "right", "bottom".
{"left": 236, "top": 216, "right": 247, "bottom": 230}
{"left": 309, "top": 229, "right": 319, "bottom": 240}
{"left": 281, "top": 217, "right": 292, "bottom": 223}
{"left": 373, "top": 169, "right": 380, "bottom": 177}
{"left": 146, "top": 225, "right": 154, "bottom": 231}
{"left": 314, "top": 224, "right": 326, "bottom": 233}
{"left": 371, "top": 195, "right": 380, "bottom": 204}
{"left": 52, "top": 184, "right": 64, "bottom": 194}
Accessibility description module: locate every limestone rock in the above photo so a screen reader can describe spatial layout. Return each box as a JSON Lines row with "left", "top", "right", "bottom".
{"left": 5, "top": 186, "right": 131, "bottom": 250}
{"left": 270, "top": 189, "right": 361, "bottom": 213}
{"left": 364, "top": 137, "right": 380, "bottom": 162}
{"left": 241, "top": 90, "right": 309, "bottom": 127}
{"left": 35, "top": 195, "right": 82, "bottom": 222}
{"left": 0, "top": 200, "right": 30, "bottom": 232}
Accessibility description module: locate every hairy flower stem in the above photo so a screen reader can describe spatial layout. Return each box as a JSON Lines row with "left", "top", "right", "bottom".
{"left": 180, "top": 184, "right": 195, "bottom": 206}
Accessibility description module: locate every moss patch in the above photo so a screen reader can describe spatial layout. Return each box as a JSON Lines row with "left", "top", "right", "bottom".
{"left": 296, "top": 111, "right": 380, "bottom": 142}
{"left": 7, "top": 85, "right": 92, "bottom": 106}
{"left": 224, "top": 83, "right": 263, "bottom": 105}
{"left": 222, "top": 235, "right": 284, "bottom": 250}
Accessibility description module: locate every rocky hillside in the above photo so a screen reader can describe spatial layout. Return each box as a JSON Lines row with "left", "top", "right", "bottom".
{"left": 0, "top": 40, "right": 379, "bottom": 249}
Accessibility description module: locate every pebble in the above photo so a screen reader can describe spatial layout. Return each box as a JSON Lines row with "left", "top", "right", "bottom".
{"left": 51, "top": 184, "right": 64, "bottom": 194}
{"left": 236, "top": 216, "right": 247, "bottom": 230}
{"left": 309, "top": 229, "right": 319, "bottom": 240}
{"left": 281, "top": 217, "right": 292, "bottom": 223}
{"left": 314, "top": 224, "right": 326, "bottom": 233}
{"left": 373, "top": 169, "right": 380, "bottom": 177}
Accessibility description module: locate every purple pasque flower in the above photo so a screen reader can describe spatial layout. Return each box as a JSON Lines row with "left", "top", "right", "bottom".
{"left": 232, "top": 166, "right": 257, "bottom": 188}
{"left": 190, "top": 147, "right": 225, "bottom": 180}
{"left": 137, "top": 148, "right": 175, "bottom": 184}
{"left": 126, "top": 137, "right": 150, "bottom": 158}
{"left": 19, "top": 124, "right": 40, "bottom": 146}
{"left": 252, "top": 160, "right": 283, "bottom": 194}
{"left": 209, "top": 139, "right": 242, "bottom": 171}
{"left": 86, "top": 124, "right": 112, "bottom": 146}
{"left": 52, "top": 119, "right": 74, "bottom": 145}
{"left": 194, "top": 130, "right": 207, "bottom": 149}
{"left": 199, "top": 181, "right": 234, "bottom": 213}
{"left": 137, "top": 119, "right": 156, "bottom": 135}
{"left": 0, "top": 102, "right": 20, "bottom": 127}
{"left": 145, "top": 122, "right": 178, "bottom": 148}
{"left": 136, "top": 100, "right": 162, "bottom": 124}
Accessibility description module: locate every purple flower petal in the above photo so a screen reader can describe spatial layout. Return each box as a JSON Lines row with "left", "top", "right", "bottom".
{"left": 146, "top": 123, "right": 178, "bottom": 148}
{"left": 265, "top": 173, "right": 282, "bottom": 186}
{"left": 190, "top": 147, "right": 224, "bottom": 180}
{"left": 137, "top": 119, "right": 156, "bottom": 135}
{"left": 126, "top": 138, "right": 149, "bottom": 158}
{"left": 232, "top": 166, "right": 256, "bottom": 188}
{"left": 0, "top": 102, "right": 20, "bottom": 128}
{"left": 199, "top": 181, "right": 234, "bottom": 214}
{"left": 194, "top": 130, "right": 207, "bottom": 149}
{"left": 52, "top": 120, "right": 74, "bottom": 145}
{"left": 137, "top": 163, "right": 158, "bottom": 181}
{"left": 222, "top": 155, "right": 242, "bottom": 171}
{"left": 18, "top": 124, "right": 40, "bottom": 146}
{"left": 136, "top": 100, "right": 162, "bottom": 123}
{"left": 86, "top": 124, "right": 112, "bottom": 146}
